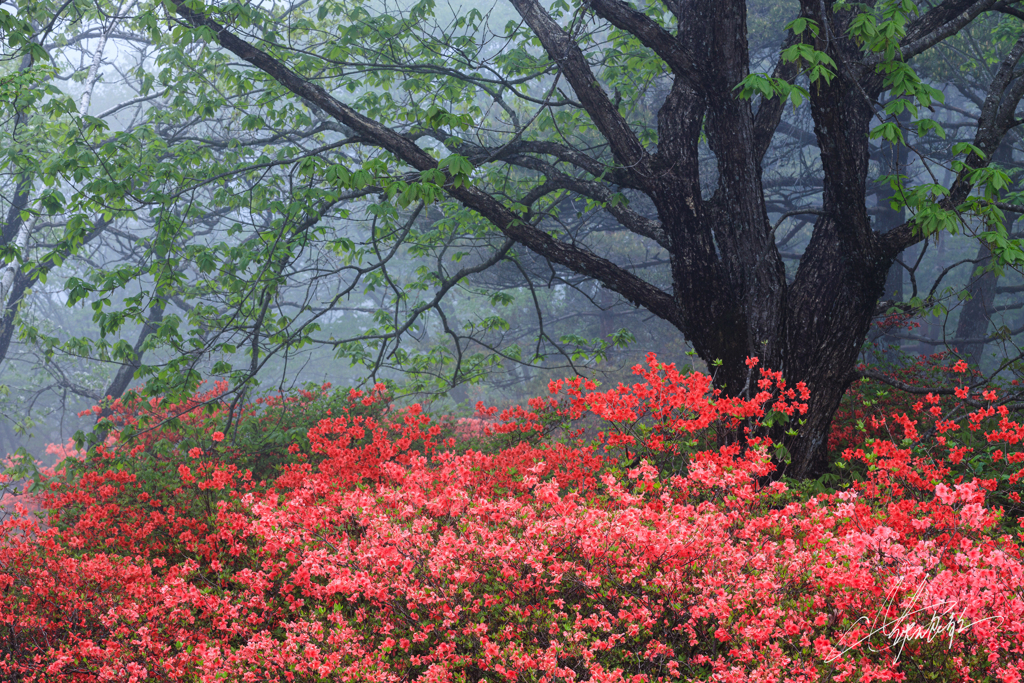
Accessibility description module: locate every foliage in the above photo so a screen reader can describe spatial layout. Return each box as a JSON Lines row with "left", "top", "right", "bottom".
{"left": 1, "top": 355, "right": 1022, "bottom": 681}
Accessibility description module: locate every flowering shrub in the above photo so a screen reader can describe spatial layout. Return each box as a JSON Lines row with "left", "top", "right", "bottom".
{"left": 828, "top": 352, "right": 1024, "bottom": 536}
{"left": 0, "top": 354, "right": 1021, "bottom": 682}
{"left": 72, "top": 380, "right": 389, "bottom": 480}
{"left": 0, "top": 441, "right": 85, "bottom": 521}
{"left": 830, "top": 352, "right": 982, "bottom": 455}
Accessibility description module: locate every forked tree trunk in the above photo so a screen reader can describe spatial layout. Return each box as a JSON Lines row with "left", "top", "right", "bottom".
{"left": 780, "top": 247, "right": 892, "bottom": 479}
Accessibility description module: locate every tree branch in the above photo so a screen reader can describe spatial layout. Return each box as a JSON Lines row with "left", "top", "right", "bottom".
{"left": 170, "top": 0, "right": 683, "bottom": 328}
{"left": 899, "top": 0, "right": 998, "bottom": 62}
{"left": 460, "top": 138, "right": 642, "bottom": 190}
{"left": 506, "top": 0, "right": 653, "bottom": 178}
{"left": 881, "top": 33, "right": 1024, "bottom": 256}
{"left": 455, "top": 142, "right": 669, "bottom": 248}
{"left": 99, "top": 300, "right": 164, "bottom": 413}
{"left": 753, "top": 39, "right": 802, "bottom": 163}
{"left": 856, "top": 368, "right": 1024, "bottom": 411}
{"left": 586, "top": 0, "right": 700, "bottom": 85}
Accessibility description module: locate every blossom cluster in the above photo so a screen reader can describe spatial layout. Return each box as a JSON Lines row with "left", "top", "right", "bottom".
{"left": 832, "top": 351, "right": 1024, "bottom": 533}
{"left": 0, "top": 354, "right": 1021, "bottom": 682}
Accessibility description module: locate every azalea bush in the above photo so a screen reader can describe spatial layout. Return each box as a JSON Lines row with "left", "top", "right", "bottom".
{"left": 0, "top": 441, "right": 85, "bottom": 521}
{"left": 827, "top": 352, "right": 1024, "bottom": 537}
{"left": 0, "top": 354, "right": 1022, "bottom": 682}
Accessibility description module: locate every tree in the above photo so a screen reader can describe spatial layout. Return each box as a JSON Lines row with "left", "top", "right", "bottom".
{"left": 172, "top": 0, "right": 1024, "bottom": 479}
{"left": 4, "top": 0, "right": 1024, "bottom": 478}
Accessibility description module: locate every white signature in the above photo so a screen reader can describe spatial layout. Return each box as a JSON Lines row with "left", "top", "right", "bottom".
{"left": 825, "top": 576, "right": 1002, "bottom": 664}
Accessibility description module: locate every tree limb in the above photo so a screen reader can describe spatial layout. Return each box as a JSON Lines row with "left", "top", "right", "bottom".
{"left": 881, "top": 33, "right": 1024, "bottom": 256}
{"left": 170, "top": 0, "right": 683, "bottom": 328}
{"left": 587, "top": 0, "right": 701, "bottom": 85}
{"left": 506, "top": 0, "right": 653, "bottom": 179}
{"left": 899, "top": 0, "right": 998, "bottom": 62}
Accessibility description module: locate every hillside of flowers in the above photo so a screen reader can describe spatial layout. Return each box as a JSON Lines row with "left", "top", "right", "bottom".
{"left": 1, "top": 354, "right": 1022, "bottom": 682}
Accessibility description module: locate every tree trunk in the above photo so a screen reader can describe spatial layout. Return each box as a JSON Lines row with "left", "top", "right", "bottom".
{"left": 867, "top": 110, "right": 910, "bottom": 368}
{"left": 98, "top": 300, "right": 165, "bottom": 415}
{"left": 779, "top": 216, "right": 894, "bottom": 480}
{"left": 954, "top": 145, "right": 1019, "bottom": 369}
{"left": 956, "top": 242, "right": 1000, "bottom": 368}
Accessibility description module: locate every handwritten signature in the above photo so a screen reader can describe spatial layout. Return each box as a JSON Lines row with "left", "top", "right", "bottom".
{"left": 825, "top": 576, "right": 1002, "bottom": 664}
